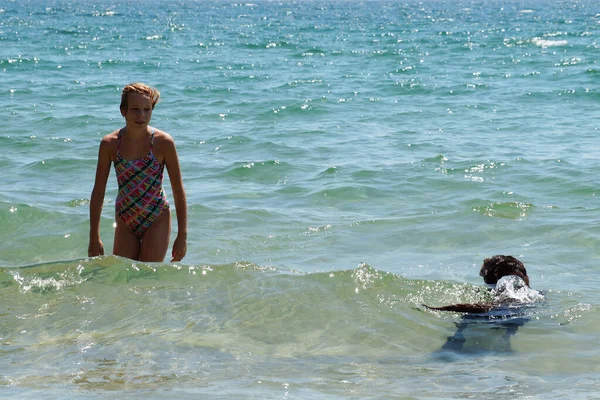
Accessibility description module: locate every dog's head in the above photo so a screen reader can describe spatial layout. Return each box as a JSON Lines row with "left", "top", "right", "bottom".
{"left": 479, "top": 255, "right": 529, "bottom": 286}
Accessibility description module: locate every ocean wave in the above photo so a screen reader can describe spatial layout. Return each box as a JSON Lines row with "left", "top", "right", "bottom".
{"left": 309, "top": 185, "right": 389, "bottom": 203}
{"left": 531, "top": 37, "right": 569, "bottom": 48}
{"left": 0, "top": 259, "right": 483, "bottom": 306}
{"left": 471, "top": 201, "right": 534, "bottom": 220}
{"left": 241, "top": 41, "right": 295, "bottom": 50}
{"left": 0, "top": 260, "right": 571, "bottom": 330}
{"left": 222, "top": 160, "right": 290, "bottom": 182}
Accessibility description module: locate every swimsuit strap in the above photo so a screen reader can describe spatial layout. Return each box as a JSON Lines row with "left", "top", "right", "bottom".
{"left": 116, "top": 129, "right": 124, "bottom": 154}
{"left": 150, "top": 128, "right": 155, "bottom": 149}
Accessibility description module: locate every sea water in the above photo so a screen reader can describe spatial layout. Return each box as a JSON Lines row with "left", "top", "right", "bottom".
{"left": 1, "top": 0, "right": 599, "bottom": 398}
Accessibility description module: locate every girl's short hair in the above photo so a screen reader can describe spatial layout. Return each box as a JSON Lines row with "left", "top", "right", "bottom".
{"left": 120, "top": 83, "right": 160, "bottom": 112}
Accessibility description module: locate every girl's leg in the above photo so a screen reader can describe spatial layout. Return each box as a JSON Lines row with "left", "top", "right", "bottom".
{"left": 138, "top": 210, "right": 171, "bottom": 262}
{"left": 113, "top": 217, "right": 142, "bottom": 260}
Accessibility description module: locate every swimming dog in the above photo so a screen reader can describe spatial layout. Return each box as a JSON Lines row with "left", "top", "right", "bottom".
{"left": 425, "top": 255, "right": 544, "bottom": 352}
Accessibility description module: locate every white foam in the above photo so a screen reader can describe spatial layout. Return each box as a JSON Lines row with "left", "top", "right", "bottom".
{"left": 532, "top": 37, "right": 568, "bottom": 47}
{"left": 494, "top": 275, "right": 544, "bottom": 303}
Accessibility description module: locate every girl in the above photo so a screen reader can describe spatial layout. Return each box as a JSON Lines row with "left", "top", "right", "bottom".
{"left": 88, "top": 83, "right": 187, "bottom": 262}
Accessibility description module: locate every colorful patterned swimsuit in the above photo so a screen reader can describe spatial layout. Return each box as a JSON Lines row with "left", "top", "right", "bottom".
{"left": 114, "top": 128, "right": 170, "bottom": 239}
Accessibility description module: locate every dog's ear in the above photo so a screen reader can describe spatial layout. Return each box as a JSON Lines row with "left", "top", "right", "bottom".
{"left": 480, "top": 256, "right": 501, "bottom": 284}
{"left": 479, "top": 257, "right": 493, "bottom": 278}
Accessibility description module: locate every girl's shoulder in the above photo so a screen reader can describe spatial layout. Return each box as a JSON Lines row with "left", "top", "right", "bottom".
{"left": 98, "top": 129, "right": 121, "bottom": 159}
{"left": 150, "top": 128, "right": 178, "bottom": 162}
{"left": 101, "top": 129, "right": 121, "bottom": 146}
{"left": 151, "top": 128, "right": 176, "bottom": 152}
{"left": 151, "top": 127, "right": 175, "bottom": 143}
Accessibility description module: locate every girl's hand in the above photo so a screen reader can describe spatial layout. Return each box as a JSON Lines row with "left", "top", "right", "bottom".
{"left": 88, "top": 239, "right": 105, "bottom": 257}
{"left": 171, "top": 233, "right": 187, "bottom": 262}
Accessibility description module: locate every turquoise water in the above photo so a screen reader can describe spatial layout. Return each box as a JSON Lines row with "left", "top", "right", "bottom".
{"left": 1, "top": 0, "right": 600, "bottom": 397}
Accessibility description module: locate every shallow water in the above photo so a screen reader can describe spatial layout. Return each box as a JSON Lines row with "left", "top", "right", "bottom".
{"left": 1, "top": 260, "right": 596, "bottom": 398}
{"left": 1, "top": 0, "right": 600, "bottom": 397}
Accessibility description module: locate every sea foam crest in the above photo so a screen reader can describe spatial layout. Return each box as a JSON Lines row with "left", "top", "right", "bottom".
{"left": 9, "top": 268, "right": 85, "bottom": 293}
{"left": 531, "top": 37, "right": 568, "bottom": 47}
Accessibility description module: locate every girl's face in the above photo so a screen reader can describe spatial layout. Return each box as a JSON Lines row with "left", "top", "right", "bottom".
{"left": 122, "top": 92, "right": 153, "bottom": 128}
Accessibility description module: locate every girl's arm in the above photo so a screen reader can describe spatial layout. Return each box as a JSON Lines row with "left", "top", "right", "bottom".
{"left": 163, "top": 136, "right": 188, "bottom": 262}
{"left": 88, "top": 138, "right": 112, "bottom": 257}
